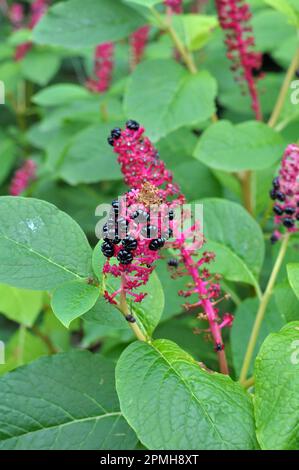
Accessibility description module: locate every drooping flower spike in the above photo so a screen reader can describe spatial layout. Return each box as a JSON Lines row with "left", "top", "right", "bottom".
{"left": 164, "top": 0, "right": 183, "bottom": 14}
{"left": 270, "top": 144, "right": 299, "bottom": 243}
{"left": 215, "top": 0, "right": 263, "bottom": 120}
{"left": 86, "top": 42, "right": 114, "bottom": 93}
{"left": 130, "top": 25, "right": 150, "bottom": 69}
{"left": 104, "top": 121, "right": 232, "bottom": 372}
{"left": 9, "top": 3, "right": 24, "bottom": 30}
{"left": 9, "top": 159, "right": 37, "bottom": 196}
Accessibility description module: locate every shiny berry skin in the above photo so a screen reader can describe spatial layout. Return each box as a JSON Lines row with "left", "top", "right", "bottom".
{"left": 117, "top": 249, "right": 133, "bottom": 265}
{"left": 122, "top": 236, "right": 138, "bottom": 251}
{"left": 284, "top": 206, "right": 295, "bottom": 215}
{"left": 276, "top": 191, "right": 285, "bottom": 202}
{"left": 273, "top": 205, "right": 283, "bottom": 216}
{"left": 111, "top": 199, "right": 120, "bottom": 210}
{"left": 215, "top": 343, "right": 224, "bottom": 352}
{"left": 282, "top": 218, "right": 294, "bottom": 228}
{"left": 168, "top": 258, "right": 178, "bottom": 268}
{"left": 269, "top": 189, "right": 277, "bottom": 200}
{"left": 101, "top": 241, "right": 114, "bottom": 258}
{"left": 126, "top": 119, "right": 139, "bottom": 131}
{"left": 270, "top": 233, "right": 279, "bottom": 244}
{"left": 111, "top": 128, "right": 121, "bottom": 139}
{"left": 149, "top": 238, "right": 165, "bottom": 251}
{"left": 107, "top": 136, "right": 114, "bottom": 146}
{"left": 131, "top": 210, "right": 148, "bottom": 222}
{"left": 168, "top": 209, "right": 174, "bottom": 221}
{"left": 125, "top": 314, "right": 136, "bottom": 323}
{"left": 272, "top": 177, "right": 280, "bottom": 189}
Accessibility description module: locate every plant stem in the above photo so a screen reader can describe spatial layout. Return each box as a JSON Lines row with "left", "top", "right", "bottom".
{"left": 242, "top": 376, "right": 254, "bottom": 389}
{"left": 31, "top": 325, "right": 58, "bottom": 354}
{"left": 239, "top": 233, "right": 291, "bottom": 383}
{"left": 117, "top": 276, "right": 147, "bottom": 342}
{"left": 151, "top": 7, "right": 197, "bottom": 75}
{"left": 268, "top": 43, "right": 299, "bottom": 128}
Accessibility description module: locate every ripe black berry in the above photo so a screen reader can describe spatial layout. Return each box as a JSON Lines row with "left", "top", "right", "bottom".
{"left": 284, "top": 206, "right": 295, "bottom": 215}
{"left": 101, "top": 241, "right": 114, "bottom": 258}
{"left": 276, "top": 191, "right": 285, "bottom": 202}
{"left": 111, "top": 199, "right": 120, "bottom": 210}
{"left": 168, "top": 209, "right": 174, "bottom": 221}
{"left": 131, "top": 210, "right": 149, "bottom": 222}
{"left": 273, "top": 205, "right": 283, "bottom": 216}
{"left": 117, "top": 249, "right": 133, "bottom": 265}
{"left": 215, "top": 343, "right": 224, "bottom": 352}
{"left": 168, "top": 258, "right": 179, "bottom": 268}
{"left": 125, "top": 314, "right": 136, "bottom": 323}
{"left": 111, "top": 127, "right": 121, "bottom": 139}
{"left": 272, "top": 177, "right": 280, "bottom": 189}
{"left": 122, "top": 236, "right": 138, "bottom": 251}
{"left": 126, "top": 119, "right": 139, "bottom": 131}
{"left": 107, "top": 136, "right": 114, "bottom": 146}
{"left": 269, "top": 189, "right": 277, "bottom": 200}
{"left": 270, "top": 233, "right": 279, "bottom": 244}
{"left": 283, "top": 217, "right": 294, "bottom": 228}
{"left": 149, "top": 238, "right": 165, "bottom": 251}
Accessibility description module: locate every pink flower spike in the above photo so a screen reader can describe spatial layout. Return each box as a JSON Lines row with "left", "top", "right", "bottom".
{"left": 9, "top": 3, "right": 24, "bottom": 29}
{"left": 86, "top": 42, "right": 114, "bottom": 94}
{"left": 9, "top": 160, "right": 37, "bottom": 196}
{"left": 164, "top": 0, "right": 183, "bottom": 14}
{"left": 130, "top": 25, "right": 150, "bottom": 69}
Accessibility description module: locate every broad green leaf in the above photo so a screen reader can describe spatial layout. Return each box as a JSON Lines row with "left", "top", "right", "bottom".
{"left": 194, "top": 120, "right": 285, "bottom": 172}
{"left": 0, "top": 139, "right": 16, "bottom": 186}
{"left": 0, "top": 351, "right": 137, "bottom": 449}
{"left": 254, "top": 322, "right": 299, "bottom": 449}
{"left": 0, "top": 284, "right": 43, "bottom": 327}
{"left": 51, "top": 281, "right": 99, "bottom": 328}
{"left": 32, "top": 84, "right": 91, "bottom": 106}
{"left": 275, "top": 281, "right": 299, "bottom": 321}
{"left": 124, "top": 59, "right": 217, "bottom": 141}
{"left": 287, "top": 263, "right": 299, "bottom": 300}
{"left": 33, "top": 0, "right": 144, "bottom": 48}
{"left": 253, "top": 10, "right": 297, "bottom": 53}
{"left": 231, "top": 298, "right": 285, "bottom": 376}
{"left": 264, "top": 0, "right": 299, "bottom": 26}
{"left": 0, "top": 329, "right": 48, "bottom": 376}
{"left": 116, "top": 340, "right": 257, "bottom": 449}
{"left": 0, "top": 197, "right": 92, "bottom": 290}
{"left": 171, "top": 14, "right": 218, "bottom": 51}
{"left": 83, "top": 297, "right": 129, "bottom": 330}
{"left": 200, "top": 199, "right": 265, "bottom": 288}
{"left": 59, "top": 124, "right": 121, "bottom": 184}
{"left": 21, "top": 49, "right": 61, "bottom": 86}
{"left": 125, "top": 0, "right": 161, "bottom": 6}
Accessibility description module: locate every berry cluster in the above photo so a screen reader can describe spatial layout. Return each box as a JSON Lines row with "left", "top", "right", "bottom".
{"left": 86, "top": 42, "right": 114, "bottom": 93}
{"left": 270, "top": 144, "right": 299, "bottom": 243}
{"left": 130, "top": 25, "right": 150, "bottom": 69}
{"left": 215, "top": 0, "right": 263, "bottom": 120}
{"left": 9, "top": 159, "right": 37, "bottom": 196}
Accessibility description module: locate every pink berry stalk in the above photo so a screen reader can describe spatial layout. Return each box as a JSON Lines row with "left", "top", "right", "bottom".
{"left": 9, "top": 160, "right": 37, "bottom": 196}
{"left": 164, "top": 0, "right": 183, "bottom": 14}
{"left": 130, "top": 25, "right": 150, "bottom": 70}
{"left": 215, "top": 0, "right": 263, "bottom": 120}
{"left": 86, "top": 42, "right": 114, "bottom": 93}
{"left": 105, "top": 121, "right": 232, "bottom": 373}
{"left": 270, "top": 144, "right": 299, "bottom": 243}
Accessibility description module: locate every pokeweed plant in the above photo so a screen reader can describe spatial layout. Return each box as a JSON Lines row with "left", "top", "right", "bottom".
{"left": 0, "top": 0, "right": 298, "bottom": 451}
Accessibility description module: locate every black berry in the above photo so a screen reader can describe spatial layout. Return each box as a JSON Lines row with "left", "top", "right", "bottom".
{"left": 272, "top": 177, "right": 280, "bottom": 189}
{"left": 273, "top": 205, "right": 283, "bottom": 216}
{"left": 122, "top": 236, "right": 138, "bottom": 251}
{"left": 284, "top": 206, "right": 295, "bottom": 215}
{"left": 269, "top": 189, "right": 277, "bottom": 200}
{"left": 168, "top": 209, "right": 174, "bottom": 221}
{"left": 111, "top": 127, "right": 121, "bottom": 139}
{"left": 270, "top": 233, "right": 279, "bottom": 244}
{"left": 117, "top": 249, "right": 133, "bottom": 265}
{"left": 282, "top": 217, "right": 294, "bottom": 228}
{"left": 107, "top": 136, "right": 114, "bottom": 146}
{"left": 126, "top": 120, "right": 139, "bottom": 131}
{"left": 215, "top": 343, "right": 224, "bottom": 352}
{"left": 125, "top": 314, "right": 136, "bottom": 323}
{"left": 131, "top": 210, "right": 149, "bottom": 222}
{"left": 276, "top": 191, "right": 285, "bottom": 202}
{"left": 149, "top": 238, "right": 165, "bottom": 251}
{"left": 101, "top": 241, "right": 114, "bottom": 258}
{"left": 168, "top": 258, "right": 179, "bottom": 268}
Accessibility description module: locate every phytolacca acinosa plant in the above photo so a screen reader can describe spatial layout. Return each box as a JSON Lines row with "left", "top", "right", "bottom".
{"left": 9, "top": 159, "right": 37, "bottom": 196}
{"left": 130, "top": 25, "right": 150, "bottom": 70}
{"left": 270, "top": 144, "right": 299, "bottom": 244}
{"left": 164, "top": 0, "right": 183, "bottom": 14}
{"left": 215, "top": 0, "right": 263, "bottom": 120}
{"left": 14, "top": 0, "right": 50, "bottom": 61}
{"left": 86, "top": 42, "right": 114, "bottom": 93}
{"left": 104, "top": 120, "right": 232, "bottom": 373}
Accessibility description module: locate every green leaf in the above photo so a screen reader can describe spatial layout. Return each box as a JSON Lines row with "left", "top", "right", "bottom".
{"left": 0, "top": 139, "right": 16, "bottom": 186}
{"left": 116, "top": 340, "right": 257, "bottom": 449}
{"left": 0, "top": 197, "right": 92, "bottom": 290}
{"left": 83, "top": 297, "right": 128, "bottom": 330}
{"left": 0, "top": 351, "right": 137, "bottom": 449}
{"left": 287, "top": 263, "right": 299, "bottom": 300}
{"left": 275, "top": 281, "right": 299, "bottom": 322}
{"left": 0, "top": 329, "right": 48, "bottom": 376}
{"left": 200, "top": 199, "right": 265, "bottom": 288}
{"left": 21, "top": 49, "right": 61, "bottom": 86}
{"left": 264, "top": 0, "right": 299, "bottom": 26}
{"left": 124, "top": 59, "right": 217, "bottom": 141}
{"left": 32, "top": 84, "right": 91, "bottom": 106}
{"left": 254, "top": 322, "right": 299, "bottom": 449}
{"left": 33, "top": 0, "right": 144, "bottom": 48}
{"left": 59, "top": 124, "right": 121, "bottom": 184}
{"left": 124, "top": 0, "right": 161, "bottom": 6}
{"left": 171, "top": 14, "right": 218, "bottom": 51}
{"left": 51, "top": 281, "right": 99, "bottom": 328}
{"left": 0, "top": 284, "right": 43, "bottom": 327}
{"left": 194, "top": 120, "right": 285, "bottom": 172}
{"left": 231, "top": 298, "right": 285, "bottom": 376}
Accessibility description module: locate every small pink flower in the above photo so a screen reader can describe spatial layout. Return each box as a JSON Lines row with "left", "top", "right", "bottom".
{"left": 86, "top": 42, "right": 114, "bottom": 93}
{"left": 270, "top": 144, "right": 299, "bottom": 241}
{"left": 9, "top": 160, "right": 37, "bottom": 196}
{"left": 215, "top": 0, "right": 263, "bottom": 120}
